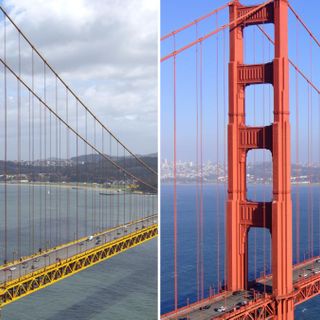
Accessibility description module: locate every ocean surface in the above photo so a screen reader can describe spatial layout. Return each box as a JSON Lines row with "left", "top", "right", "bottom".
{"left": 0, "top": 184, "right": 157, "bottom": 320}
{"left": 161, "top": 184, "right": 320, "bottom": 319}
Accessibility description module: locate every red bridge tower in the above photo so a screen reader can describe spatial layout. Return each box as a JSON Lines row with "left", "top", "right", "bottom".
{"left": 226, "top": 0, "right": 294, "bottom": 318}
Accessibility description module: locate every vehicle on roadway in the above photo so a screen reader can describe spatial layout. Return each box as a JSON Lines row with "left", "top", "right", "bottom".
{"left": 299, "top": 273, "right": 308, "bottom": 278}
{"left": 199, "top": 305, "right": 210, "bottom": 310}
{"left": 235, "top": 300, "right": 247, "bottom": 310}
{"left": 87, "top": 235, "right": 94, "bottom": 241}
{"left": 215, "top": 306, "right": 226, "bottom": 312}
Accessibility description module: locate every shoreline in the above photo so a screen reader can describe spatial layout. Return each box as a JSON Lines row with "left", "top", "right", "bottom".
{"left": 161, "top": 181, "right": 316, "bottom": 186}
{"left": 0, "top": 181, "right": 130, "bottom": 193}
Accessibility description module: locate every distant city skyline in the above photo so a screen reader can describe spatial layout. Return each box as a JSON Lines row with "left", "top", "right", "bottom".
{"left": 161, "top": 158, "right": 320, "bottom": 184}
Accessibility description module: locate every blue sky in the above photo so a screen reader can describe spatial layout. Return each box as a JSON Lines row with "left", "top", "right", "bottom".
{"left": 161, "top": 0, "right": 320, "bottom": 164}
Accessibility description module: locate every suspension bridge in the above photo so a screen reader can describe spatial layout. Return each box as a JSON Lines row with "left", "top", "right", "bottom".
{"left": 0, "top": 5, "right": 158, "bottom": 310}
{"left": 161, "top": 0, "right": 320, "bottom": 319}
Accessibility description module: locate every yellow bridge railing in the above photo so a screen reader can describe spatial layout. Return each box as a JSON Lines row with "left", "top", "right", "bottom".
{"left": 0, "top": 223, "right": 158, "bottom": 306}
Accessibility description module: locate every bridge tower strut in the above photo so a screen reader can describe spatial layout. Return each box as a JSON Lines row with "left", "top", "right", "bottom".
{"left": 226, "top": 0, "right": 294, "bottom": 318}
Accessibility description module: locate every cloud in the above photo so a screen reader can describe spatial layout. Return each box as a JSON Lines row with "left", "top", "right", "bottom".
{"left": 1, "top": 0, "right": 158, "bottom": 155}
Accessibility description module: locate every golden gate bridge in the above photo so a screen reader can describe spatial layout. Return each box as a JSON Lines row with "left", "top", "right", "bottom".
{"left": 0, "top": 5, "right": 158, "bottom": 310}
{"left": 161, "top": 0, "right": 320, "bottom": 319}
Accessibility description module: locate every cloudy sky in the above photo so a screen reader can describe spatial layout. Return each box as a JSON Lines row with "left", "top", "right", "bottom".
{"left": 1, "top": 0, "right": 158, "bottom": 156}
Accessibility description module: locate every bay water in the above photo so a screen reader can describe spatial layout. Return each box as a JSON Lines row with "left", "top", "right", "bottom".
{"left": 0, "top": 184, "right": 157, "bottom": 320}
{"left": 161, "top": 184, "right": 320, "bottom": 319}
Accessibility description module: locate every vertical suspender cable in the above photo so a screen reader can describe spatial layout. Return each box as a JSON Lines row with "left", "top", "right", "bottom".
{"left": 55, "top": 77, "right": 58, "bottom": 246}
{"left": 310, "top": 39, "right": 314, "bottom": 258}
{"left": 318, "top": 94, "right": 320, "bottom": 257}
{"left": 93, "top": 121, "right": 96, "bottom": 233}
{"left": 215, "top": 13, "right": 220, "bottom": 295}
{"left": 199, "top": 39, "right": 204, "bottom": 299}
{"left": 49, "top": 75, "right": 52, "bottom": 249}
{"left": 44, "top": 62, "right": 47, "bottom": 251}
{"left": 109, "top": 135, "right": 112, "bottom": 229}
{"left": 124, "top": 147, "right": 126, "bottom": 225}
{"left": 268, "top": 32, "right": 272, "bottom": 271}
{"left": 173, "top": 35, "right": 178, "bottom": 311}
{"left": 295, "top": 19, "right": 300, "bottom": 263}
{"left": 261, "top": 27, "right": 266, "bottom": 292}
{"left": 76, "top": 100, "right": 79, "bottom": 241}
{"left": 28, "top": 87, "right": 31, "bottom": 255}
{"left": 32, "top": 49, "right": 35, "bottom": 254}
{"left": 253, "top": 27, "right": 257, "bottom": 280}
{"left": 58, "top": 92, "right": 62, "bottom": 246}
{"left": 101, "top": 127, "right": 104, "bottom": 230}
{"left": 307, "top": 40, "right": 311, "bottom": 259}
{"left": 85, "top": 111, "right": 88, "bottom": 236}
{"left": 66, "top": 89, "right": 70, "bottom": 246}
{"left": 17, "top": 32, "right": 21, "bottom": 261}
{"left": 92, "top": 145, "right": 95, "bottom": 232}
{"left": 223, "top": 27, "right": 227, "bottom": 298}
{"left": 3, "top": 16, "right": 7, "bottom": 264}
{"left": 195, "top": 22, "right": 200, "bottom": 302}
{"left": 117, "top": 143, "right": 120, "bottom": 227}
{"left": 39, "top": 97, "right": 42, "bottom": 249}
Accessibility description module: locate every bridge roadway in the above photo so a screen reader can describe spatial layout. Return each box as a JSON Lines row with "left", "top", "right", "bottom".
{"left": 0, "top": 214, "right": 157, "bottom": 284}
{"left": 162, "top": 256, "right": 320, "bottom": 320}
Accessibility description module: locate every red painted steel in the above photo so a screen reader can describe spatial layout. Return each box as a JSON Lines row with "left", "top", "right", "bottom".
{"left": 160, "top": 0, "right": 273, "bottom": 62}
{"left": 160, "top": 2, "right": 230, "bottom": 41}
{"left": 226, "top": 0, "right": 294, "bottom": 318}
{"left": 161, "top": 259, "right": 320, "bottom": 319}
{"left": 161, "top": 2, "right": 320, "bottom": 319}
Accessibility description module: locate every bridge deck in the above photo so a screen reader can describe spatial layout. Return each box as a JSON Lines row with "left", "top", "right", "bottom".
{"left": 162, "top": 257, "right": 320, "bottom": 319}
{"left": 0, "top": 215, "right": 158, "bottom": 306}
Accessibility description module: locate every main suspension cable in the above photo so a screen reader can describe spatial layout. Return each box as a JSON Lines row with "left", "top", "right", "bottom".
{"left": 0, "top": 57, "right": 156, "bottom": 192}
{"left": 288, "top": 3, "right": 320, "bottom": 48}
{"left": 161, "top": 0, "right": 273, "bottom": 62}
{"left": 161, "top": 2, "right": 230, "bottom": 41}
{"left": 0, "top": 5, "right": 157, "bottom": 177}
